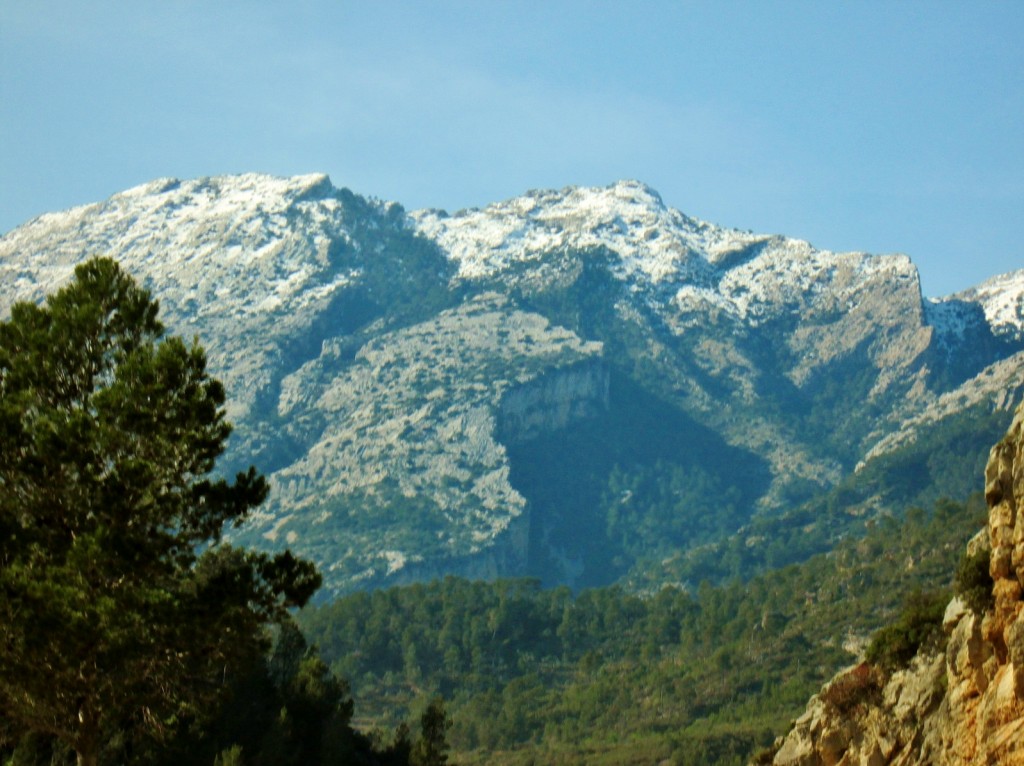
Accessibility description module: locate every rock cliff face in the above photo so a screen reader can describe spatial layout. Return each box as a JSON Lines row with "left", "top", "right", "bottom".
{"left": 498, "top": 360, "right": 609, "bottom": 445}
{"left": 770, "top": 405, "right": 1024, "bottom": 766}
{"left": 233, "top": 292, "right": 604, "bottom": 596}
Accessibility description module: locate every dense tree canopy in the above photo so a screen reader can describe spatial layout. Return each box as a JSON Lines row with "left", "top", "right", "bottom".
{"left": 298, "top": 495, "right": 985, "bottom": 765}
{"left": 0, "top": 257, "right": 320, "bottom": 766}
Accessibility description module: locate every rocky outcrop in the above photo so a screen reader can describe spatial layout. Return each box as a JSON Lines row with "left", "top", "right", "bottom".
{"left": 237, "top": 292, "right": 604, "bottom": 595}
{"left": 769, "top": 404, "right": 1024, "bottom": 766}
{"left": 498, "top": 360, "right": 609, "bottom": 445}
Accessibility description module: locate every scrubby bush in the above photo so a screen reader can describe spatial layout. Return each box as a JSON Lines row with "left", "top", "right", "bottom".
{"left": 954, "top": 547, "right": 994, "bottom": 615}
{"left": 865, "top": 590, "right": 947, "bottom": 672}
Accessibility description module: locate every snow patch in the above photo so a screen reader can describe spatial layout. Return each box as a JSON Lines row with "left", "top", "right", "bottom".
{"left": 953, "top": 269, "right": 1024, "bottom": 338}
{"left": 380, "top": 550, "right": 409, "bottom": 575}
{"left": 414, "top": 180, "right": 920, "bottom": 327}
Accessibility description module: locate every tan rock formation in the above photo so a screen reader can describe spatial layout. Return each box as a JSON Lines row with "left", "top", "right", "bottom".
{"left": 770, "top": 405, "right": 1024, "bottom": 765}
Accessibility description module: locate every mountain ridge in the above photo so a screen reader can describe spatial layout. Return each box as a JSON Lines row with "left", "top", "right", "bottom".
{"left": 2, "top": 172, "right": 1022, "bottom": 595}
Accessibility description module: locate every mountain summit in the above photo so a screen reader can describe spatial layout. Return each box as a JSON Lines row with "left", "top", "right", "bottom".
{"left": 2, "top": 174, "right": 1023, "bottom": 596}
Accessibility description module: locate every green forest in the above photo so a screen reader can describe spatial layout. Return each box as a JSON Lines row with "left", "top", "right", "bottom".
{"left": 298, "top": 495, "right": 985, "bottom": 765}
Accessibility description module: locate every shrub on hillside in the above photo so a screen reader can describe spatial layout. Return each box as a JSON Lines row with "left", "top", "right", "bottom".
{"left": 865, "top": 590, "right": 947, "bottom": 672}
{"left": 954, "top": 547, "right": 994, "bottom": 616}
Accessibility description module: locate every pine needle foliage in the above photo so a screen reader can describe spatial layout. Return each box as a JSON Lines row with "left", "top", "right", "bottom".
{"left": 0, "top": 258, "right": 320, "bottom": 766}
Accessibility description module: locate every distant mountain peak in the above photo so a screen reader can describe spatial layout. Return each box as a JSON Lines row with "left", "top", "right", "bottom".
{"left": 3, "top": 171, "right": 1023, "bottom": 595}
{"left": 952, "top": 268, "right": 1024, "bottom": 339}
{"left": 411, "top": 180, "right": 925, "bottom": 331}
{"left": 411, "top": 179, "right": 739, "bottom": 286}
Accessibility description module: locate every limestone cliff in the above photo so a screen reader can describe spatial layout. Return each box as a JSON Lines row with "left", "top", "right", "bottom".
{"left": 769, "top": 405, "right": 1024, "bottom": 765}
{"left": 498, "top": 360, "right": 610, "bottom": 446}
{"left": 234, "top": 292, "right": 605, "bottom": 596}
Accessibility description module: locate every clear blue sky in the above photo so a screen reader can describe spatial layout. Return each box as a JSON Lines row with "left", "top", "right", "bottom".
{"left": 2, "top": 1, "right": 1021, "bottom": 296}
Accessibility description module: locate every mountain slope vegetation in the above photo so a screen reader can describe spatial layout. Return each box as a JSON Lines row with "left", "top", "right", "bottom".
{"left": 298, "top": 495, "right": 986, "bottom": 765}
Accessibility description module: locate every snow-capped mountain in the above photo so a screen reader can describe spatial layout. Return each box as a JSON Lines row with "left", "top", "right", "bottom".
{"left": 412, "top": 179, "right": 923, "bottom": 328}
{"left": 2, "top": 174, "right": 1022, "bottom": 595}
{"left": 952, "top": 269, "right": 1024, "bottom": 340}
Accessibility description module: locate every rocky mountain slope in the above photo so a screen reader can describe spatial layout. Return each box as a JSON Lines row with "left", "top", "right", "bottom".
{"left": 770, "top": 403, "right": 1024, "bottom": 766}
{"left": 2, "top": 173, "right": 1023, "bottom": 596}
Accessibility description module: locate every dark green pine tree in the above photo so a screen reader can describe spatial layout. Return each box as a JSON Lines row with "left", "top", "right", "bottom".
{"left": 410, "top": 698, "right": 453, "bottom": 766}
{"left": 0, "top": 257, "right": 320, "bottom": 766}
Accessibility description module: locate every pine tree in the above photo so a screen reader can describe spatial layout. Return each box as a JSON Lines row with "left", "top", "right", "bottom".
{"left": 0, "top": 257, "right": 320, "bottom": 766}
{"left": 410, "top": 697, "right": 453, "bottom": 766}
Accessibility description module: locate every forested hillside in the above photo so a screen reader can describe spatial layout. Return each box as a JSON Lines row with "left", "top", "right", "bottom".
{"left": 299, "top": 495, "right": 986, "bottom": 765}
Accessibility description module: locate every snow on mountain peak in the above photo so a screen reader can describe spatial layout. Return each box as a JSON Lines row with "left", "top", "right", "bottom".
{"left": 3, "top": 174, "right": 935, "bottom": 341}
{"left": 411, "top": 180, "right": 749, "bottom": 287}
{"left": 113, "top": 172, "right": 334, "bottom": 209}
{"left": 411, "top": 180, "right": 921, "bottom": 328}
{"left": 952, "top": 269, "right": 1024, "bottom": 338}
{"left": 0, "top": 172, "right": 349, "bottom": 310}
{"left": 0, "top": 172, "right": 360, "bottom": 422}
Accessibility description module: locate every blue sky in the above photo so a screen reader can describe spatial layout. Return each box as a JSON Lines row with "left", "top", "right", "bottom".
{"left": 2, "top": 1, "right": 1021, "bottom": 296}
